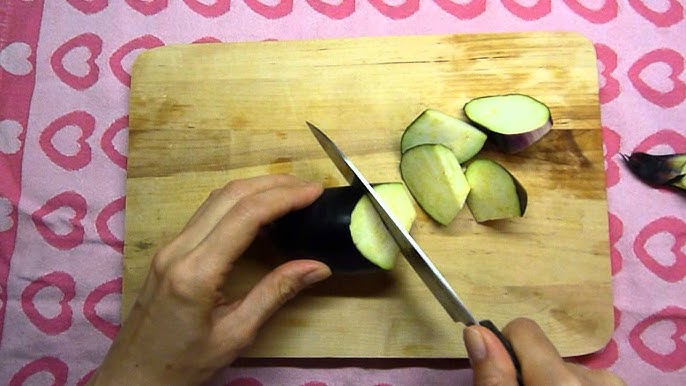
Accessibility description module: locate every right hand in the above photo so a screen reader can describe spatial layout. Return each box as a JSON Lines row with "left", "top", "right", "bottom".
{"left": 463, "top": 318, "right": 625, "bottom": 385}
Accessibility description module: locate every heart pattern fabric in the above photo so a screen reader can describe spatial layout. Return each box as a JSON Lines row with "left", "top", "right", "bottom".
{"left": 0, "top": 1, "right": 685, "bottom": 385}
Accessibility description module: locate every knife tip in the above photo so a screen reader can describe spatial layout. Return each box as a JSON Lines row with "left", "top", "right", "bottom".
{"left": 305, "top": 121, "right": 320, "bottom": 133}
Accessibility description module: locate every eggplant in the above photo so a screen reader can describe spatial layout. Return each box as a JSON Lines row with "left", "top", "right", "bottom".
{"left": 400, "top": 144, "right": 470, "bottom": 226}
{"left": 463, "top": 94, "right": 553, "bottom": 154}
{"left": 464, "top": 159, "right": 528, "bottom": 222}
{"left": 622, "top": 152, "right": 686, "bottom": 191}
{"left": 400, "top": 109, "right": 487, "bottom": 163}
{"left": 269, "top": 183, "right": 416, "bottom": 272}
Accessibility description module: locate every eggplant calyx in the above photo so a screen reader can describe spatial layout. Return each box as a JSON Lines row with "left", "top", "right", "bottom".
{"left": 621, "top": 152, "right": 686, "bottom": 186}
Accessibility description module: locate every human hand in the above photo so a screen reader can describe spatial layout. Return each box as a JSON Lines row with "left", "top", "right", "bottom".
{"left": 463, "top": 318, "right": 625, "bottom": 385}
{"left": 88, "top": 175, "right": 332, "bottom": 386}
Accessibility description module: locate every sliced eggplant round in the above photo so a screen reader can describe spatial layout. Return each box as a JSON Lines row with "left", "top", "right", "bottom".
{"left": 464, "top": 159, "right": 527, "bottom": 222}
{"left": 269, "top": 183, "right": 416, "bottom": 272}
{"left": 400, "top": 109, "right": 487, "bottom": 163}
{"left": 464, "top": 94, "right": 552, "bottom": 154}
{"left": 400, "top": 144, "right": 470, "bottom": 226}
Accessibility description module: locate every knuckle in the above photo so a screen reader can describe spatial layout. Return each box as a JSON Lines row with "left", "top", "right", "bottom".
{"left": 159, "top": 260, "right": 198, "bottom": 299}
{"left": 207, "top": 188, "right": 221, "bottom": 200}
{"left": 151, "top": 249, "right": 171, "bottom": 277}
{"left": 231, "top": 196, "right": 264, "bottom": 223}
{"left": 220, "top": 180, "right": 245, "bottom": 197}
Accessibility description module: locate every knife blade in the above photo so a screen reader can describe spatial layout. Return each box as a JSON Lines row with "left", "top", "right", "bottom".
{"left": 306, "top": 121, "right": 522, "bottom": 384}
{"left": 306, "top": 121, "right": 478, "bottom": 325}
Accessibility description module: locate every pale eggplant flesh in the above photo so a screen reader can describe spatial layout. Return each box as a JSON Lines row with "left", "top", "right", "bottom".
{"left": 464, "top": 94, "right": 553, "bottom": 154}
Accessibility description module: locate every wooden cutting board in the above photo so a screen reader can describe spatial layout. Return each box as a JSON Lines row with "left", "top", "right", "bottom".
{"left": 123, "top": 32, "right": 613, "bottom": 358}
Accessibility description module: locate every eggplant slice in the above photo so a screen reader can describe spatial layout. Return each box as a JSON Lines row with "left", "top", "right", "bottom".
{"left": 400, "top": 144, "right": 470, "bottom": 226}
{"left": 464, "top": 94, "right": 553, "bottom": 154}
{"left": 400, "top": 109, "right": 487, "bottom": 163}
{"left": 464, "top": 159, "right": 527, "bottom": 222}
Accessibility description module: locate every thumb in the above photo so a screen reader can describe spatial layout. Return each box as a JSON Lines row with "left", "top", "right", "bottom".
{"left": 464, "top": 325, "right": 518, "bottom": 386}
{"left": 230, "top": 259, "right": 332, "bottom": 330}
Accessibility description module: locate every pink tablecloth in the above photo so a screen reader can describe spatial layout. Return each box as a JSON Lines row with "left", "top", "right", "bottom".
{"left": 1, "top": 1, "right": 685, "bottom": 385}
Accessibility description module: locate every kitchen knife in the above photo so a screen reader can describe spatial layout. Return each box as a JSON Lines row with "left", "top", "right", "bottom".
{"left": 306, "top": 121, "right": 522, "bottom": 384}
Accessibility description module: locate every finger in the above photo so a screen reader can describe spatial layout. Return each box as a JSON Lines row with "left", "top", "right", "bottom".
{"left": 502, "top": 318, "right": 575, "bottom": 385}
{"left": 464, "top": 326, "right": 518, "bottom": 386}
{"left": 173, "top": 176, "right": 320, "bottom": 261}
{"left": 192, "top": 182, "right": 323, "bottom": 271}
{"left": 215, "top": 259, "right": 331, "bottom": 343}
{"left": 181, "top": 174, "right": 313, "bottom": 244}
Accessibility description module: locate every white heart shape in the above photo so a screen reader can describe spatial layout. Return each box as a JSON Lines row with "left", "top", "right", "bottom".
{"left": 639, "top": 61, "right": 676, "bottom": 93}
{"left": 112, "top": 124, "right": 128, "bottom": 157}
{"left": 35, "top": 286, "right": 68, "bottom": 318}
{"left": 63, "top": 46, "right": 94, "bottom": 78}
{"left": 0, "top": 196, "right": 14, "bottom": 232}
{"left": 95, "top": 292, "right": 122, "bottom": 325}
{"left": 641, "top": 0, "right": 672, "bottom": 13}
{"left": 0, "top": 42, "right": 33, "bottom": 76}
{"left": 510, "top": 0, "right": 542, "bottom": 6}
{"left": 640, "top": 319, "right": 682, "bottom": 355}
{"left": 644, "top": 231, "right": 679, "bottom": 266}
{"left": 0, "top": 120, "right": 23, "bottom": 154}
{"left": 574, "top": 0, "right": 610, "bottom": 11}
{"left": 41, "top": 206, "right": 78, "bottom": 236}
{"left": 51, "top": 124, "right": 84, "bottom": 156}
{"left": 596, "top": 59, "right": 609, "bottom": 88}
{"left": 375, "top": 0, "right": 409, "bottom": 5}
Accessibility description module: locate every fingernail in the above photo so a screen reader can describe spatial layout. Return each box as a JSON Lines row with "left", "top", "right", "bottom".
{"left": 463, "top": 327, "right": 487, "bottom": 362}
{"left": 302, "top": 265, "right": 332, "bottom": 286}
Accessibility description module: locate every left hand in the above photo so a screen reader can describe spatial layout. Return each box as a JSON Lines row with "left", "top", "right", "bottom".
{"left": 88, "top": 175, "right": 332, "bottom": 386}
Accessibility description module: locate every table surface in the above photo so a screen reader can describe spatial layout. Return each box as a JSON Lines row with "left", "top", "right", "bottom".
{"left": 1, "top": 1, "right": 684, "bottom": 385}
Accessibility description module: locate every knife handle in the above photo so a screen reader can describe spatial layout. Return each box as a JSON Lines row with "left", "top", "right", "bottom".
{"left": 479, "top": 320, "right": 523, "bottom": 385}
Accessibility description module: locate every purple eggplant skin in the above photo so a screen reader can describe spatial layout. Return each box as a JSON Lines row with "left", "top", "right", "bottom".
{"left": 463, "top": 94, "right": 553, "bottom": 154}
{"left": 622, "top": 152, "right": 686, "bottom": 186}
{"left": 487, "top": 119, "right": 552, "bottom": 154}
{"left": 511, "top": 170, "right": 528, "bottom": 216}
{"left": 268, "top": 186, "right": 380, "bottom": 272}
